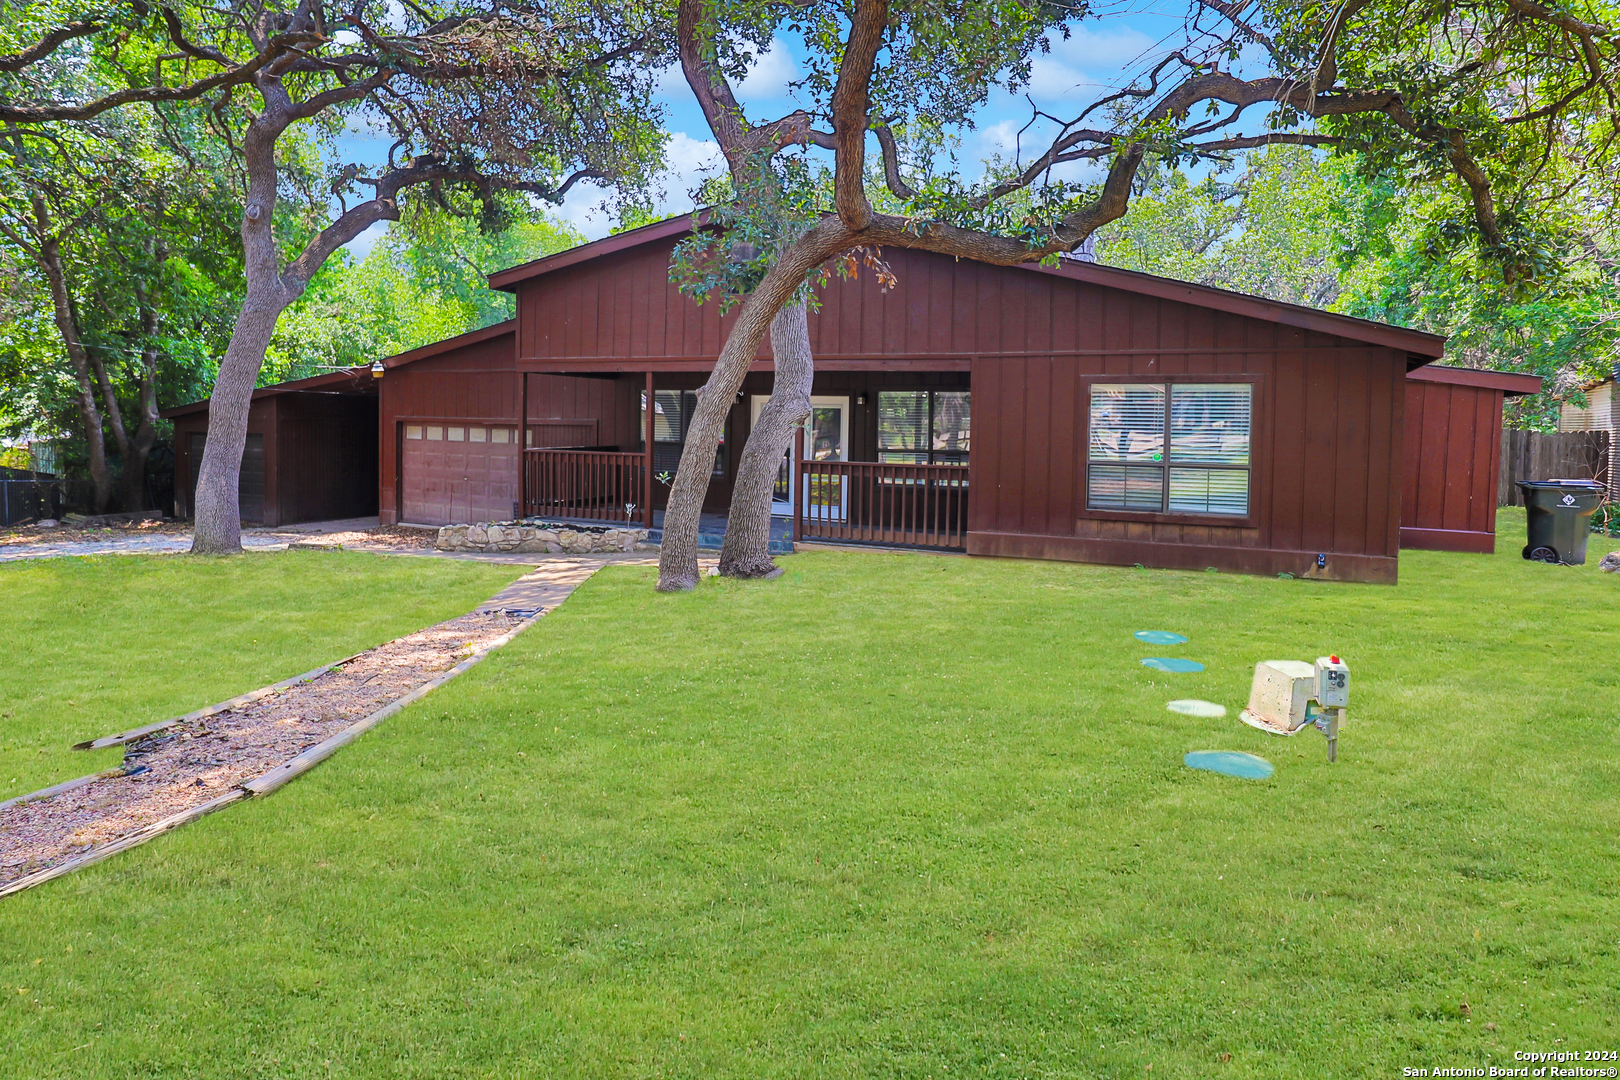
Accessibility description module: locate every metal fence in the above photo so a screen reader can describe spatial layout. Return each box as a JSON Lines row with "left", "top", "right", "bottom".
{"left": 0, "top": 478, "right": 65, "bottom": 527}
{"left": 1499, "top": 430, "right": 1611, "bottom": 505}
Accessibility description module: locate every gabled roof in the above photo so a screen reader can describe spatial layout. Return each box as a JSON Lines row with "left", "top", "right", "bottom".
{"left": 160, "top": 320, "right": 516, "bottom": 419}
{"left": 486, "top": 213, "right": 1447, "bottom": 363}
{"left": 1407, "top": 365, "right": 1543, "bottom": 398}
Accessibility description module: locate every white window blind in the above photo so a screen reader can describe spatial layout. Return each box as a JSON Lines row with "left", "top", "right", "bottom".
{"left": 1087, "top": 382, "right": 1251, "bottom": 516}
{"left": 878, "top": 390, "right": 970, "bottom": 464}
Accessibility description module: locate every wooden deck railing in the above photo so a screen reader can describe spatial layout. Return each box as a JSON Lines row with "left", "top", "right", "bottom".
{"left": 796, "top": 460, "right": 969, "bottom": 550}
{"left": 523, "top": 449, "right": 647, "bottom": 524}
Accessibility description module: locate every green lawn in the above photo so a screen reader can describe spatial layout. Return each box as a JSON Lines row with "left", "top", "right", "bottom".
{"left": 0, "top": 551, "right": 522, "bottom": 801}
{"left": 3, "top": 518, "right": 1618, "bottom": 1078}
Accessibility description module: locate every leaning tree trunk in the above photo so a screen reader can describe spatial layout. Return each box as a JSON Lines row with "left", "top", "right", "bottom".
{"left": 718, "top": 300, "right": 813, "bottom": 577}
{"left": 657, "top": 220, "right": 854, "bottom": 591}
{"left": 190, "top": 288, "right": 285, "bottom": 553}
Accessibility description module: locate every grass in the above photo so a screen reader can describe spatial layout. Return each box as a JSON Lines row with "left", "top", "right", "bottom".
{"left": 0, "top": 551, "right": 522, "bottom": 801}
{"left": 2, "top": 513, "right": 1618, "bottom": 1079}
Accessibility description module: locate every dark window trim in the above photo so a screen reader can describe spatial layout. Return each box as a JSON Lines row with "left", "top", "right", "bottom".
{"left": 877, "top": 389, "right": 971, "bottom": 466}
{"left": 1079, "top": 373, "right": 1263, "bottom": 528}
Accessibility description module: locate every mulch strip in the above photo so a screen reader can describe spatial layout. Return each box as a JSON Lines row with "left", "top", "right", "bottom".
{"left": 0, "top": 610, "right": 523, "bottom": 889}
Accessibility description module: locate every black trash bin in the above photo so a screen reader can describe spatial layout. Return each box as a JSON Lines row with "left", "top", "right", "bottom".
{"left": 1518, "top": 479, "right": 1606, "bottom": 564}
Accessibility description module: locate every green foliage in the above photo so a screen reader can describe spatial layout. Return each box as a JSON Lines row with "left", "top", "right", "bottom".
{"left": 1094, "top": 148, "right": 1343, "bottom": 308}
{"left": 1090, "top": 147, "right": 1619, "bottom": 429}
{"left": 2, "top": 536, "right": 1618, "bottom": 1073}
{"left": 1331, "top": 177, "right": 1619, "bottom": 429}
{"left": 264, "top": 204, "right": 583, "bottom": 383}
{"left": 0, "top": 105, "right": 245, "bottom": 448}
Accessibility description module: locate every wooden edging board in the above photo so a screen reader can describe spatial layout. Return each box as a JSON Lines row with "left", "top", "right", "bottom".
{"left": 0, "top": 790, "right": 246, "bottom": 900}
{"left": 242, "top": 616, "right": 536, "bottom": 796}
{"left": 1, "top": 618, "right": 537, "bottom": 900}
{"left": 71, "top": 651, "right": 370, "bottom": 751}
{"left": 0, "top": 766, "right": 132, "bottom": 815}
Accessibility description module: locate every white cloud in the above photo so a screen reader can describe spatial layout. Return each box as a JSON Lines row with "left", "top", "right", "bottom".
{"left": 1025, "top": 24, "right": 1161, "bottom": 102}
{"left": 737, "top": 36, "right": 801, "bottom": 102}
{"left": 554, "top": 131, "right": 725, "bottom": 240}
{"left": 979, "top": 119, "right": 1024, "bottom": 158}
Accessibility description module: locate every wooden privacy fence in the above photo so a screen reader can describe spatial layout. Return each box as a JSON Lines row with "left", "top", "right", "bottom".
{"left": 523, "top": 449, "right": 647, "bottom": 523}
{"left": 797, "top": 460, "right": 969, "bottom": 550}
{"left": 1499, "top": 430, "right": 1611, "bottom": 505}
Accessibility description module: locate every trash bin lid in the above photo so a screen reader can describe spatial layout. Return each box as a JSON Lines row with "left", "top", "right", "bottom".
{"left": 1518, "top": 479, "right": 1605, "bottom": 491}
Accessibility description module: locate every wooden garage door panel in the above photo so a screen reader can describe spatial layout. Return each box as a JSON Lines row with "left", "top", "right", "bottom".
{"left": 402, "top": 425, "right": 519, "bottom": 525}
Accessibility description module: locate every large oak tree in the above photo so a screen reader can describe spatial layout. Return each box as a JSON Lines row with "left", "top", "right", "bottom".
{"left": 2, "top": 1, "right": 665, "bottom": 549}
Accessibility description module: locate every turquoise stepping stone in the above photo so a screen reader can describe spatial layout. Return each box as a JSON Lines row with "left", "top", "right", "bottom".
{"left": 1141, "top": 657, "right": 1205, "bottom": 673}
{"left": 1185, "top": 751, "right": 1274, "bottom": 780}
{"left": 1135, "top": 630, "right": 1189, "bottom": 645}
{"left": 1167, "top": 699, "right": 1226, "bottom": 718}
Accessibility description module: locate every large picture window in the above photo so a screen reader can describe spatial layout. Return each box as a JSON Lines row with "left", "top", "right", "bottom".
{"left": 1087, "top": 382, "right": 1252, "bottom": 517}
{"left": 877, "top": 390, "right": 970, "bottom": 465}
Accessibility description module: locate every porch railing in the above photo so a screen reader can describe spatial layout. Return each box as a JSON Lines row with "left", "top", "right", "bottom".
{"left": 796, "top": 460, "right": 969, "bottom": 550}
{"left": 523, "top": 449, "right": 646, "bottom": 524}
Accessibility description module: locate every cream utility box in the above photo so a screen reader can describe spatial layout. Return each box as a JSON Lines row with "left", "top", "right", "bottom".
{"left": 1240, "top": 656, "right": 1349, "bottom": 762}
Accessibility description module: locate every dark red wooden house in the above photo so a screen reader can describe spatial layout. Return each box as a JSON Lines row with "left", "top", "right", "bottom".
{"left": 171, "top": 214, "right": 1455, "bottom": 582}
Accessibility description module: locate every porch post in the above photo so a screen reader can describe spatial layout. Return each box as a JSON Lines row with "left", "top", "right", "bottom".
{"left": 518, "top": 372, "right": 528, "bottom": 517}
{"left": 792, "top": 422, "right": 804, "bottom": 542}
{"left": 644, "top": 371, "right": 655, "bottom": 529}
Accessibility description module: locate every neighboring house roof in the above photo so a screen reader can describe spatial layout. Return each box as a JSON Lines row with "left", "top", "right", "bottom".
{"left": 159, "top": 320, "right": 516, "bottom": 419}
{"left": 487, "top": 212, "right": 1447, "bottom": 363}
{"left": 1407, "top": 365, "right": 1543, "bottom": 398}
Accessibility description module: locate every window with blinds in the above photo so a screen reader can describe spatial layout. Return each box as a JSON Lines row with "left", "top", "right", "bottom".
{"left": 1087, "top": 382, "right": 1251, "bottom": 516}
{"left": 877, "top": 390, "right": 971, "bottom": 464}
{"left": 642, "top": 390, "right": 726, "bottom": 476}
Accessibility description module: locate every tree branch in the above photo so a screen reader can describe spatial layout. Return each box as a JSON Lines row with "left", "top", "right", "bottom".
{"left": 0, "top": 20, "right": 101, "bottom": 72}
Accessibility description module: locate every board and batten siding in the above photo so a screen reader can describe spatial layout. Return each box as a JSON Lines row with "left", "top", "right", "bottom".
{"left": 1400, "top": 375, "right": 1508, "bottom": 553}
{"left": 378, "top": 323, "right": 644, "bottom": 524}
{"left": 504, "top": 228, "right": 1437, "bottom": 581}
{"left": 966, "top": 296, "right": 1409, "bottom": 583}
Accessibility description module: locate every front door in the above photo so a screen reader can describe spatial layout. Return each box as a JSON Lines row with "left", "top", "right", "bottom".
{"left": 750, "top": 395, "right": 850, "bottom": 517}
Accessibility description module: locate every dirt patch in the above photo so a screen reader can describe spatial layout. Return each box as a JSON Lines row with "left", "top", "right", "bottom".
{"left": 0, "top": 518, "right": 189, "bottom": 547}
{"left": 0, "top": 610, "right": 523, "bottom": 887}
{"left": 286, "top": 525, "right": 437, "bottom": 550}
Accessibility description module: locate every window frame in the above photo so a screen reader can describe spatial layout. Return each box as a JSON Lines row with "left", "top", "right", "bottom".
{"left": 1079, "top": 373, "right": 1262, "bottom": 527}
{"left": 876, "top": 389, "right": 971, "bottom": 466}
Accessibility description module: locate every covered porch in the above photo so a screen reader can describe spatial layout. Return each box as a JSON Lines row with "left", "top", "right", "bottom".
{"left": 517, "top": 368, "right": 971, "bottom": 551}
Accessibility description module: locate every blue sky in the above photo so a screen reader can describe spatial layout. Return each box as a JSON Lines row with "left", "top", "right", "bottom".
{"left": 345, "top": 4, "right": 1228, "bottom": 254}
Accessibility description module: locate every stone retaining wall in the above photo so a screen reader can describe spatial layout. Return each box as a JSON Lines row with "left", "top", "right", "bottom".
{"left": 436, "top": 521, "right": 649, "bottom": 554}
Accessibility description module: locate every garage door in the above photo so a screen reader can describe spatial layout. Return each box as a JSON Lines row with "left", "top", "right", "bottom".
{"left": 401, "top": 423, "right": 520, "bottom": 525}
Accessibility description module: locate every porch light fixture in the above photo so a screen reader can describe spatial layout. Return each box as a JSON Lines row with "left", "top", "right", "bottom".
{"left": 370, "top": 360, "right": 385, "bottom": 378}
{"left": 857, "top": 394, "right": 867, "bottom": 406}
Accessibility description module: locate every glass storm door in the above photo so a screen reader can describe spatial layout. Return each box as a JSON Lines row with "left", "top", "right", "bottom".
{"left": 750, "top": 395, "right": 850, "bottom": 518}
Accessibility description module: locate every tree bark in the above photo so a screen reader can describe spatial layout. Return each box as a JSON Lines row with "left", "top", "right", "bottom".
{"left": 87, "top": 328, "right": 134, "bottom": 507}
{"left": 121, "top": 285, "right": 162, "bottom": 513}
{"left": 189, "top": 287, "right": 286, "bottom": 552}
{"left": 190, "top": 106, "right": 289, "bottom": 554}
{"left": 718, "top": 300, "right": 813, "bottom": 577}
{"left": 35, "top": 233, "right": 113, "bottom": 512}
{"left": 657, "top": 220, "right": 853, "bottom": 590}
